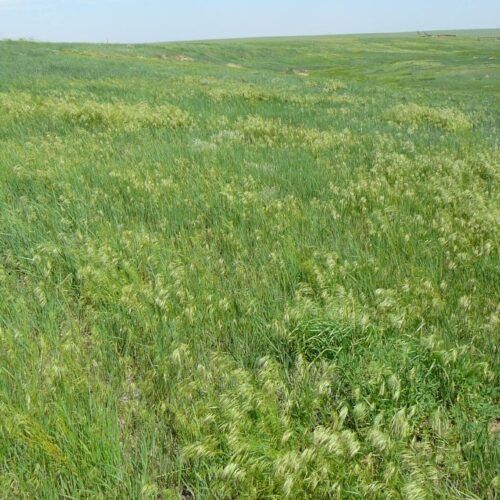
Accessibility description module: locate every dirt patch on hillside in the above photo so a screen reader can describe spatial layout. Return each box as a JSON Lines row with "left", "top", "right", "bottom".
{"left": 489, "top": 419, "right": 500, "bottom": 434}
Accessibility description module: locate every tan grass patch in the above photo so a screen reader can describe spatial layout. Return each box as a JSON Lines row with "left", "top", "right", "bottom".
{"left": 0, "top": 92, "right": 192, "bottom": 130}
{"left": 385, "top": 103, "right": 472, "bottom": 132}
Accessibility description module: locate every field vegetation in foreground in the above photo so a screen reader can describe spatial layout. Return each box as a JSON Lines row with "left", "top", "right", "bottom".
{"left": 0, "top": 31, "right": 499, "bottom": 498}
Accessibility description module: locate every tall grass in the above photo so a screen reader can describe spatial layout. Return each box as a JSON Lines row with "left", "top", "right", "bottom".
{"left": 0, "top": 34, "right": 498, "bottom": 498}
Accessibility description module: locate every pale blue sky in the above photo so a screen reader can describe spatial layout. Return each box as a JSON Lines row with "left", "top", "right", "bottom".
{"left": 0, "top": 0, "right": 499, "bottom": 43}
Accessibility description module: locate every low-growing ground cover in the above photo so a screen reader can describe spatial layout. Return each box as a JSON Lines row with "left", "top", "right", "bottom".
{"left": 0, "top": 31, "right": 499, "bottom": 498}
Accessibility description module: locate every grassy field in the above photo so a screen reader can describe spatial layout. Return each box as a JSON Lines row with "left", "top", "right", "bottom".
{"left": 0, "top": 32, "right": 499, "bottom": 498}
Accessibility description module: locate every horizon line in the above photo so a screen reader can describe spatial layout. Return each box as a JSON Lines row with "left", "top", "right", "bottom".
{"left": 1, "top": 26, "right": 499, "bottom": 46}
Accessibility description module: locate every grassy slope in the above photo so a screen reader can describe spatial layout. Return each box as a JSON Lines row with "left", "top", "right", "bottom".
{"left": 0, "top": 33, "right": 499, "bottom": 498}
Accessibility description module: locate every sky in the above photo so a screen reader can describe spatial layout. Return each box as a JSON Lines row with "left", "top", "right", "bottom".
{"left": 0, "top": 0, "right": 499, "bottom": 43}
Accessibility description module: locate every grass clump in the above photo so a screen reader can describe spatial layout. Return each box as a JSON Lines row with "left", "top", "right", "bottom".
{"left": 0, "top": 92, "right": 192, "bottom": 130}
{"left": 385, "top": 102, "right": 472, "bottom": 131}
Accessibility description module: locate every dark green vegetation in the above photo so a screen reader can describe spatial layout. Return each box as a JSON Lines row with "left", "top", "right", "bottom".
{"left": 0, "top": 32, "right": 499, "bottom": 498}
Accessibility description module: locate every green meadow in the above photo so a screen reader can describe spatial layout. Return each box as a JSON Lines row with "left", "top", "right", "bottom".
{"left": 0, "top": 32, "right": 499, "bottom": 498}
